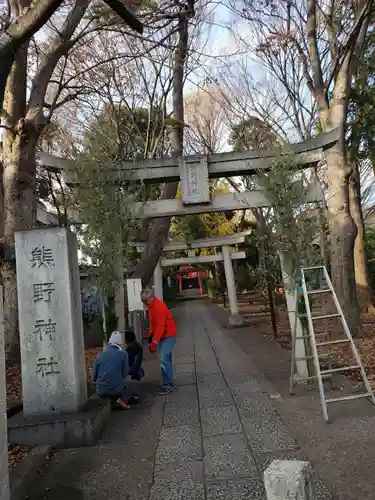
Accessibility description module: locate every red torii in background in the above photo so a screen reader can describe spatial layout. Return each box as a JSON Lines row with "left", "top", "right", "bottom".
{"left": 175, "top": 265, "right": 209, "bottom": 296}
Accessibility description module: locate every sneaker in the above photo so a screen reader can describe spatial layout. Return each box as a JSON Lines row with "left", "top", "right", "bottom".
{"left": 128, "top": 395, "right": 141, "bottom": 405}
{"left": 157, "top": 385, "right": 176, "bottom": 395}
{"left": 115, "top": 398, "right": 131, "bottom": 410}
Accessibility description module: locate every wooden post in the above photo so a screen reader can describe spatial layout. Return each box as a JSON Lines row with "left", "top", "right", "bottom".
{"left": 266, "top": 281, "right": 278, "bottom": 339}
{"left": 153, "top": 260, "right": 163, "bottom": 300}
{"left": 264, "top": 460, "right": 313, "bottom": 500}
{"left": 198, "top": 275, "right": 203, "bottom": 295}
{"left": 0, "top": 285, "right": 10, "bottom": 500}
{"left": 114, "top": 239, "right": 125, "bottom": 337}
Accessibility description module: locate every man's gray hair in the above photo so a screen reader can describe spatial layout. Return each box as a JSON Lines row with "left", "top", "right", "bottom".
{"left": 141, "top": 288, "right": 154, "bottom": 300}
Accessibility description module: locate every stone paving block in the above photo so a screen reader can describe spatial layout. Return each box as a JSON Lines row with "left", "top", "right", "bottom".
{"left": 201, "top": 406, "right": 242, "bottom": 436}
{"left": 163, "top": 402, "right": 199, "bottom": 427}
{"left": 206, "top": 478, "right": 266, "bottom": 500}
{"left": 242, "top": 416, "right": 298, "bottom": 453}
{"left": 156, "top": 426, "right": 202, "bottom": 464}
{"left": 149, "top": 477, "right": 205, "bottom": 500}
{"left": 203, "top": 434, "right": 258, "bottom": 480}
{"left": 175, "top": 352, "right": 194, "bottom": 360}
{"left": 311, "top": 477, "right": 333, "bottom": 500}
{"left": 175, "top": 363, "right": 195, "bottom": 374}
{"left": 166, "top": 384, "right": 198, "bottom": 407}
{"left": 174, "top": 355, "right": 195, "bottom": 365}
{"left": 234, "top": 393, "right": 278, "bottom": 418}
{"left": 197, "top": 373, "right": 226, "bottom": 386}
{"left": 195, "top": 353, "right": 214, "bottom": 363}
{"left": 198, "top": 383, "right": 233, "bottom": 408}
{"left": 225, "top": 378, "right": 263, "bottom": 395}
{"left": 175, "top": 372, "right": 197, "bottom": 386}
{"left": 175, "top": 346, "right": 194, "bottom": 356}
{"left": 194, "top": 342, "right": 212, "bottom": 352}
{"left": 154, "top": 456, "right": 204, "bottom": 479}
{"left": 195, "top": 358, "right": 221, "bottom": 375}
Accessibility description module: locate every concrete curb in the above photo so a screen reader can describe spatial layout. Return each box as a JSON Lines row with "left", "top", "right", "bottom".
{"left": 10, "top": 445, "right": 54, "bottom": 500}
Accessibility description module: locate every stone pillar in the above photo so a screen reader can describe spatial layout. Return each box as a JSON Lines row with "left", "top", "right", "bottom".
{"left": 222, "top": 245, "right": 243, "bottom": 326}
{"left": 15, "top": 227, "right": 87, "bottom": 417}
{"left": 278, "top": 253, "right": 308, "bottom": 379}
{"left": 153, "top": 260, "right": 163, "bottom": 300}
{"left": 0, "top": 286, "right": 10, "bottom": 499}
{"left": 264, "top": 460, "right": 312, "bottom": 500}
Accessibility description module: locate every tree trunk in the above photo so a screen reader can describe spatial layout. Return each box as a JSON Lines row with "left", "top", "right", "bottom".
{"left": 0, "top": 53, "right": 16, "bottom": 112}
{"left": 2, "top": 128, "right": 38, "bottom": 359}
{"left": 311, "top": 167, "right": 329, "bottom": 268}
{"left": 349, "top": 161, "right": 374, "bottom": 312}
{"left": 0, "top": 0, "right": 64, "bottom": 110}
{"left": 132, "top": 5, "right": 192, "bottom": 286}
{"left": 324, "top": 143, "right": 361, "bottom": 334}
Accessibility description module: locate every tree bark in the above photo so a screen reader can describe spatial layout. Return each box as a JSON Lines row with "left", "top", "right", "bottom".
{"left": 349, "top": 161, "right": 374, "bottom": 312}
{"left": 324, "top": 143, "right": 361, "bottom": 334}
{"left": 0, "top": 0, "right": 64, "bottom": 110}
{"left": 1, "top": 0, "right": 89, "bottom": 359}
{"left": 132, "top": 4, "right": 193, "bottom": 286}
{"left": 2, "top": 125, "right": 39, "bottom": 359}
{"left": 305, "top": 0, "right": 371, "bottom": 335}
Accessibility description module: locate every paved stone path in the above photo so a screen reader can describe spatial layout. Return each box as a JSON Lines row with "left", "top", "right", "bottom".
{"left": 27, "top": 301, "right": 331, "bottom": 500}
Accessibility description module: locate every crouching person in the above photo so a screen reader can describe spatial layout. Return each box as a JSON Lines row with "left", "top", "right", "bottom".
{"left": 125, "top": 330, "right": 145, "bottom": 381}
{"left": 92, "top": 331, "right": 137, "bottom": 410}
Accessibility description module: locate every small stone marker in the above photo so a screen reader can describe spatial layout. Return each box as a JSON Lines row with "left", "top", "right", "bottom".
{"left": 15, "top": 227, "right": 87, "bottom": 417}
{"left": 264, "top": 460, "right": 313, "bottom": 500}
{"left": 0, "top": 286, "right": 10, "bottom": 499}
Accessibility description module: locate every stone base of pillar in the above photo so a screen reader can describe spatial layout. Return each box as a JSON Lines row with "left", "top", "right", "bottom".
{"left": 227, "top": 313, "right": 245, "bottom": 328}
{"left": 8, "top": 397, "right": 110, "bottom": 448}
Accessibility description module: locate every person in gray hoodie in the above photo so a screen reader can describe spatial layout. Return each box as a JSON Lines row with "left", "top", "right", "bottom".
{"left": 92, "top": 331, "right": 136, "bottom": 409}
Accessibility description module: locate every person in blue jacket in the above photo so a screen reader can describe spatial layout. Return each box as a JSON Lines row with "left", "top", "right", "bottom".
{"left": 125, "top": 330, "right": 145, "bottom": 381}
{"left": 92, "top": 331, "right": 136, "bottom": 410}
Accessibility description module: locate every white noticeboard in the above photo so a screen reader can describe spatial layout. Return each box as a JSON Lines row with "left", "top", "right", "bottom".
{"left": 126, "top": 278, "right": 143, "bottom": 311}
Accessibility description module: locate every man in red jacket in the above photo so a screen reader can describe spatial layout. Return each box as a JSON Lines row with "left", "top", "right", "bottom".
{"left": 141, "top": 288, "right": 177, "bottom": 395}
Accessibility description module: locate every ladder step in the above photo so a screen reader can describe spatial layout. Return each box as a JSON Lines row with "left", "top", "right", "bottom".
{"left": 295, "top": 353, "right": 329, "bottom": 361}
{"left": 326, "top": 393, "right": 373, "bottom": 404}
{"left": 321, "top": 365, "right": 360, "bottom": 375}
{"left": 302, "top": 266, "right": 324, "bottom": 271}
{"left": 295, "top": 333, "right": 327, "bottom": 340}
{"left": 316, "top": 339, "right": 350, "bottom": 347}
{"left": 293, "top": 373, "right": 332, "bottom": 382}
{"left": 298, "top": 313, "right": 340, "bottom": 320}
{"left": 307, "top": 289, "right": 331, "bottom": 295}
{"left": 311, "top": 313, "right": 341, "bottom": 320}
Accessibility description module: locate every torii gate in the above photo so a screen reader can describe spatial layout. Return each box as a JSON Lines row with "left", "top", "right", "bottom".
{"left": 39, "top": 130, "right": 337, "bottom": 379}
{"left": 39, "top": 130, "right": 337, "bottom": 220}
{"left": 132, "top": 231, "right": 251, "bottom": 325}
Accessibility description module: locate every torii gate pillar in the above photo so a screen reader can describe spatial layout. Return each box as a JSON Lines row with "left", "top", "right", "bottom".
{"left": 222, "top": 245, "right": 244, "bottom": 327}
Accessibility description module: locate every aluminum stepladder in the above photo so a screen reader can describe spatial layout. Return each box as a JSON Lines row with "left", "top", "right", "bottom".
{"left": 289, "top": 265, "right": 375, "bottom": 422}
